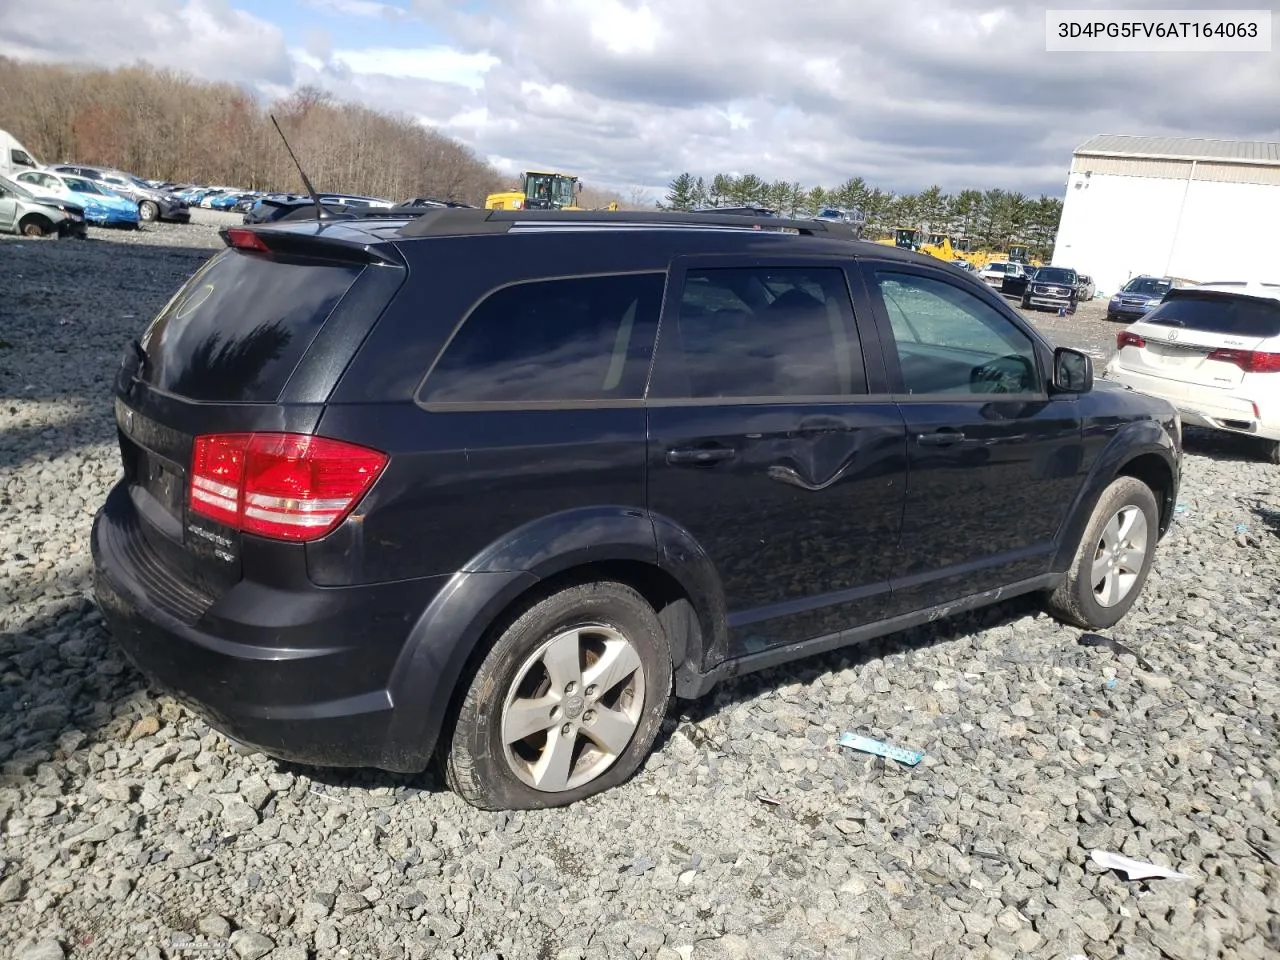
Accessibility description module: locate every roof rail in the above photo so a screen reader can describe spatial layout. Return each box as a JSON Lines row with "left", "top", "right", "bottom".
{"left": 395, "top": 207, "right": 864, "bottom": 240}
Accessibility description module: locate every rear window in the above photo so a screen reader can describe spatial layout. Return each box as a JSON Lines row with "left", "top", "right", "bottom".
{"left": 1145, "top": 294, "right": 1280, "bottom": 338}
{"left": 419, "top": 273, "right": 665, "bottom": 405}
{"left": 137, "top": 249, "right": 364, "bottom": 402}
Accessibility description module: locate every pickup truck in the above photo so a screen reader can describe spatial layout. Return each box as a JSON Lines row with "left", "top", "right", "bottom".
{"left": 1004, "top": 266, "right": 1088, "bottom": 314}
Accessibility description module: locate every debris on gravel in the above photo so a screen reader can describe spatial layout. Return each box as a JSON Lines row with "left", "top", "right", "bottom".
{"left": 1, "top": 216, "right": 1277, "bottom": 959}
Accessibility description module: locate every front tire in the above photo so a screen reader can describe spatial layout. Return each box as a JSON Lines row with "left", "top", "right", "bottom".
{"left": 1262, "top": 439, "right": 1280, "bottom": 465}
{"left": 444, "top": 581, "right": 673, "bottom": 810}
{"left": 1044, "top": 475, "right": 1159, "bottom": 629}
{"left": 139, "top": 200, "right": 159, "bottom": 222}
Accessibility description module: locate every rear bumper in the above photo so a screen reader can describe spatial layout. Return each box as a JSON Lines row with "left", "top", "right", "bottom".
{"left": 90, "top": 481, "right": 455, "bottom": 772}
{"left": 1101, "top": 366, "right": 1280, "bottom": 441}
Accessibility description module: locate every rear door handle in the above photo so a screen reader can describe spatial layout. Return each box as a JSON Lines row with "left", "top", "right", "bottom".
{"left": 667, "top": 446, "right": 736, "bottom": 465}
{"left": 916, "top": 430, "right": 965, "bottom": 447}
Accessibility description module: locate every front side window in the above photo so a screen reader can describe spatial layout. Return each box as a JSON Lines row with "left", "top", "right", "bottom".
{"left": 875, "top": 270, "right": 1041, "bottom": 396}
{"left": 652, "top": 266, "right": 865, "bottom": 399}
{"left": 419, "top": 273, "right": 665, "bottom": 404}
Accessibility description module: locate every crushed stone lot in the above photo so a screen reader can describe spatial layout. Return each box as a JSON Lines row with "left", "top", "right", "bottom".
{"left": 2, "top": 217, "right": 1279, "bottom": 960}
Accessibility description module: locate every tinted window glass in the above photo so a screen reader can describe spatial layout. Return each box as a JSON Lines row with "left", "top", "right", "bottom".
{"left": 1034, "top": 268, "right": 1076, "bottom": 284}
{"left": 1146, "top": 295, "right": 1280, "bottom": 338}
{"left": 1124, "top": 278, "right": 1172, "bottom": 296}
{"left": 875, "top": 270, "right": 1041, "bottom": 395}
{"left": 419, "top": 273, "right": 665, "bottom": 404}
{"left": 653, "top": 266, "right": 865, "bottom": 399}
{"left": 137, "top": 249, "right": 364, "bottom": 402}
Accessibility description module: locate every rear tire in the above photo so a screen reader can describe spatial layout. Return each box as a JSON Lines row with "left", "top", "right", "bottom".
{"left": 1263, "top": 439, "right": 1280, "bottom": 465}
{"left": 1044, "top": 476, "right": 1159, "bottom": 630}
{"left": 444, "top": 581, "right": 673, "bottom": 811}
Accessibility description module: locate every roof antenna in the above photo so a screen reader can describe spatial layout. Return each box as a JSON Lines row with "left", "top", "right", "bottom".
{"left": 270, "top": 113, "right": 329, "bottom": 221}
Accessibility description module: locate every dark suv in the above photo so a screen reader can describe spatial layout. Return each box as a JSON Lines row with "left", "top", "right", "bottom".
{"left": 92, "top": 209, "right": 1182, "bottom": 811}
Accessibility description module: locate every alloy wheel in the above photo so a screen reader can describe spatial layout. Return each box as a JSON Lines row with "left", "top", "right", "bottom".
{"left": 1091, "top": 505, "right": 1149, "bottom": 607}
{"left": 500, "top": 623, "right": 646, "bottom": 793}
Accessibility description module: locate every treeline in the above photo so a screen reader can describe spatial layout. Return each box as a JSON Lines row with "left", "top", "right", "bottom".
{"left": 0, "top": 57, "right": 628, "bottom": 209}
{"left": 661, "top": 172, "right": 1064, "bottom": 255}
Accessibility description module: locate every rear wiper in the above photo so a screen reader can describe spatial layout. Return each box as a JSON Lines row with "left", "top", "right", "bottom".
{"left": 130, "top": 338, "right": 150, "bottom": 376}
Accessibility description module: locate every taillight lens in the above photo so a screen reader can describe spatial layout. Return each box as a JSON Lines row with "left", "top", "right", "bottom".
{"left": 189, "top": 433, "right": 388, "bottom": 542}
{"left": 1206, "top": 348, "right": 1280, "bottom": 373}
{"left": 223, "top": 227, "right": 270, "bottom": 252}
{"left": 1117, "top": 331, "right": 1146, "bottom": 350}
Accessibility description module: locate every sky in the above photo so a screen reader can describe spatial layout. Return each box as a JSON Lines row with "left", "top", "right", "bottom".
{"left": 0, "top": 0, "right": 1277, "bottom": 201}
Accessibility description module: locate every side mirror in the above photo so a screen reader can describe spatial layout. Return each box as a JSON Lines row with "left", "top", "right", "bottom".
{"left": 576, "top": 181, "right": 583, "bottom": 193}
{"left": 1052, "top": 346, "right": 1093, "bottom": 394}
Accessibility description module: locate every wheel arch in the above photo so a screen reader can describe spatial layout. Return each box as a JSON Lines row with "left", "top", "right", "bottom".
{"left": 1051, "top": 422, "right": 1179, "bottom": 572}
{"left": 383, "top": 507, "right": 729, "bottom": 770}
{"left": 17, "top": 213, "right": 54, "bottom": 236}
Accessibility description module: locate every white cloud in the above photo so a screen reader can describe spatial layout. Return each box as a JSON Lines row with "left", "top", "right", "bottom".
{"left": 1, "top": 0, "right": 1277, "bottom": 200}
{"left": 0, "top": 0, "right": 293, "bottom": 86}
{"left": 330, "top": 46, "right": 498, "bottom": 90}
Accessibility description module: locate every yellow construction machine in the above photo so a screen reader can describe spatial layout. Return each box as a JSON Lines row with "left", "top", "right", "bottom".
{"left": 484, "top": 170, "right": 618, "bottom": 211}
{"left": 920, "top": 232, "right": 957, "bottom": 262}
{"left": 874, "top": 227, "right": 920, "bottom": 250}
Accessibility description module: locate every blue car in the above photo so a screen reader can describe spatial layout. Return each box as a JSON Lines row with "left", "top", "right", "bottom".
{"left": 14, "top": 170, "right": 140, "bottom": 228}
{"left": 1105, "top": 275, "right": 1184, "bottom": 322}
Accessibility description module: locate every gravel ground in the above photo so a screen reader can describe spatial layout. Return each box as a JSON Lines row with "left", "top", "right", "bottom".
{"left": 2, "top": 217, "right": 1279, "bottom": 960}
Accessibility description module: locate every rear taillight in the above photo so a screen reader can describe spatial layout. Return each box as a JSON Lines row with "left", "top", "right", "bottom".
{"left": 1117, "top": 331, "right": 1146, "bottom": 350}
{"left": 189, "top": 433, "right": 388, "bottom": 542}
{"left": 1206, "top": 348, "right": 1280, "bottom": 373}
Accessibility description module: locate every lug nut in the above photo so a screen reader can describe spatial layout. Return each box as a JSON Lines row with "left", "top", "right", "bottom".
{"left": 582, "top": 709, "right": 595, "bottom": 723}
{"left": 561, "top": 723, "right": 573, "bottom": 736}
{"left": 585, "top": 684, "right": 598, "bottom": 698}
{"left": 565, "top": 681, "right": 577, "bottom": 694}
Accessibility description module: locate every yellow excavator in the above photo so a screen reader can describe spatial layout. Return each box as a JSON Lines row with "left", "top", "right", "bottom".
{"left": 485, "top": 170, "right": 618, "bottom": 211}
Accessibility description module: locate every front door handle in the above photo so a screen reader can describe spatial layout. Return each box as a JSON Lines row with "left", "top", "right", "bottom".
{"left": 916, "top": 430, "right": 966, "bottom": 447}
{"left": 667, "top": 446, "right": 736, "bottom": 465}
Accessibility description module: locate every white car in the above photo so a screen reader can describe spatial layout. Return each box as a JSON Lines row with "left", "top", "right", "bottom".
{"left": 1102, "top": 281, "right": 1280, "bottom": 462}
{"left": 979, "top": 260, "right": 1028, "bottom": 288}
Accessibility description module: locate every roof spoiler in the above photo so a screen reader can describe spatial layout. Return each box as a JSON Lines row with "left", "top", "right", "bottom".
{"left": 395, "top": 207, "right": 865, "bottom": 240}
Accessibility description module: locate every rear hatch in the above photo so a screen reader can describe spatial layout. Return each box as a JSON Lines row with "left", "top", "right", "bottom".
{"left": 1118, "top": 291, "right": 1280, "bottom": 388}
{"left": 107, "top": 224, "right": 407, "bottom": 620}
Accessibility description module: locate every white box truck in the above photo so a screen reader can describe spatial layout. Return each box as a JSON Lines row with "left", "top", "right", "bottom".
{"left": 0, "top": 130, "right": 41, "bottom": 178}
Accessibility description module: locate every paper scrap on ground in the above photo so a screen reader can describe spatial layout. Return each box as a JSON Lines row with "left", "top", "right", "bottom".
{"left": 1090, "top": 849, "right": 1192, "bottom": 881}
{"left": 838, "top": 732, "right": 924, "bottom": 766}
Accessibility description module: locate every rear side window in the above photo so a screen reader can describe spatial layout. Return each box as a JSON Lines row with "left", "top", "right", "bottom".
{"left": 137, "top": 249, "right": 364, "bottom": 402}
{"left": 419, "top": 272, "right": 666, "bottom": 404}
{"left": 650, "top": 266, "right": 865, "bottom": 399}
{"left": 1146, "top": 295, "right": 1280, "bottom": 338}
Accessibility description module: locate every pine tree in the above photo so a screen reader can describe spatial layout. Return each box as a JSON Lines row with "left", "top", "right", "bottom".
{"left": 660, "top": 172, "right": 697, "bottom": 211}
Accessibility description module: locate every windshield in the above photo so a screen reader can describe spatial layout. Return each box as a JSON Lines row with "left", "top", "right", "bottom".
{"left": 524, "top": 173, "right": 577, "bottom": 207}
{"left": 124, "top": 173, "right": 151, "bottom": 189}
{"left": 65, "top": 177, "right": 104, "bottom": 195}
{"left": 1123, "top": 277, "right": 1172, "bottom": 297}
{"left": 1035, "top": 267, "right": 1076, "bottom": 284}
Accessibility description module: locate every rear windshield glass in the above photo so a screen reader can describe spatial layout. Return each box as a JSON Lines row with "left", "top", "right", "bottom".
{"left": 137, "top": 249, "right": 363, "bottom": 402}
{"left": 1145, "top": 294, "right": 1280, "bottom": 338}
